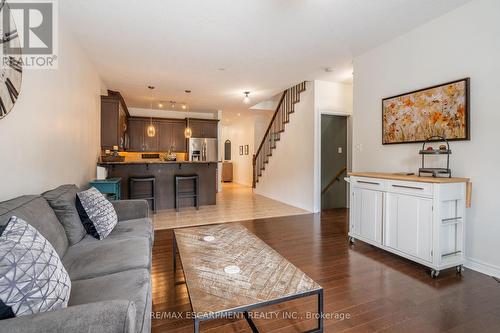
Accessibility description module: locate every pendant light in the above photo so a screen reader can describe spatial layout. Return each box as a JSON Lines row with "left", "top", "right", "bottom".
{"left": 146, "top": 86, "right": 156, "bottom": 137}
{"left": 184, "top": 90, "right": 192, "bottom": 139}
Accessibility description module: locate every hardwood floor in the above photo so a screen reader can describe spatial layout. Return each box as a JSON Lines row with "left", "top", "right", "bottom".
{"left": 151, "top": 209, "right": 500, "bottom": 333}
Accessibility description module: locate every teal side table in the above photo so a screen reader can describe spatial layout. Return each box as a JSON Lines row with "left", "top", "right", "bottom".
{"left": 90, "top": 178, "right": 122, "bottom": 200}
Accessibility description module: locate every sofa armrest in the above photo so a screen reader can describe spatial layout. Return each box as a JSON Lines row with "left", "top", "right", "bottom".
{"left": 111, "top": 199, "right": 150, "bottom": 221}
{"left": 0, "top": 300, "right": 136, "bottom": 333}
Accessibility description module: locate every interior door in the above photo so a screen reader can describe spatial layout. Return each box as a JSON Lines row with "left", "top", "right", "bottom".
{"left": 385, "top": 193, "right": 433, "bottom": 262}
{"left": 352, "top": 187, "right": 383, "bottom": 244}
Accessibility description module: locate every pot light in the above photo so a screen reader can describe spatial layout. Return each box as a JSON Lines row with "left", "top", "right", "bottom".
{"left": 170, "top": 101, "right": 176, "bottom": 109}
{"left": 158, "top": 103, "right": 163, "bottom": 108}
{"left": 243, "top": 91, "right": 250, "bottom": 104}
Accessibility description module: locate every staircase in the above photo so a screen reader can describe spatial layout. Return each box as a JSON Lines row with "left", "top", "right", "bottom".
{"left": 252, "top": 81, "right": 307, "bottom": 188}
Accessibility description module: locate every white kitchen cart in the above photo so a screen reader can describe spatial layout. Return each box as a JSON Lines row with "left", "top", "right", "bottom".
{"left": 346, "top": 172, "right": 469, "bottom": 278}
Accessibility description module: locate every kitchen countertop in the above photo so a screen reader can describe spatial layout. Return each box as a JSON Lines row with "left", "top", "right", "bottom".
{"left": 348, "top": 172, "right": 469, "bottom": 184}
{"left": 98, "top": 160, "right": 218, "bottom": 165}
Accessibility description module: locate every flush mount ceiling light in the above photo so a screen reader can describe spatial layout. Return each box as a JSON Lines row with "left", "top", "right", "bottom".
{"left": 147, "top": 86, "right": 156, "bottom": 137}
{"left": 243, "top": 91, "right": 250, "bottom": 104}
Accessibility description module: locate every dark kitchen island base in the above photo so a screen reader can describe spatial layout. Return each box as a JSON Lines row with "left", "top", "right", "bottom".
{"left": 100, "top": 162, "right": 217, "bottom": 211}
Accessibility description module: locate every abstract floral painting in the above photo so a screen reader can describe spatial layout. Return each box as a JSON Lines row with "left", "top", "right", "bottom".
{"left": 382, "top": 78, "right": 470, "bottom": 144}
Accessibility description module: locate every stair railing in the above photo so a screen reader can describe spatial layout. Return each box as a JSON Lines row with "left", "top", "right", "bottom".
{"left": 321, "top": 166, "right": 347, "bottom": 194}
{"left": 252, "top": 81, "right": 306, "bottom": 188}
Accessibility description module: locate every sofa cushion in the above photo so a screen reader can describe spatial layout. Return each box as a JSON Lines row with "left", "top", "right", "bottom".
{"left": 0, "top": 217, "right": 71, "bottom": 319}
{"left": 108, "top": 218, "right": 154, "bottom": 244}
{"left": 76, "top": 187, "right": 118, "bottom": 240}
{"left": 62, "top": 237, "right": 151, "bottom": 280}
{"left": 69, "top": 269, "right": 150, "bottom": 333}
{"left": 42, "top": 185, "right": 87, "bottom": 245}
{"left": 0, "top": 196, "right": 69, "bottom": 258}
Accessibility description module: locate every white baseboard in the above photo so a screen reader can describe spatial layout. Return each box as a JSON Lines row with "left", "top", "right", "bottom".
{"left": 465, "top": 257, "right": 500, "bottom": 279}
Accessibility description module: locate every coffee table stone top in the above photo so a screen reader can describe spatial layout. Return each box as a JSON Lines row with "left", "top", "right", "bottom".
{"left": 174, "top": 224, "right": 322, "bottom": 317}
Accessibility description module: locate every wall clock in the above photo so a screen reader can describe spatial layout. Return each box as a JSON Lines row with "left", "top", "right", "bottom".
{"left": 0, "top": 1, "right": 23, "bottom": 119}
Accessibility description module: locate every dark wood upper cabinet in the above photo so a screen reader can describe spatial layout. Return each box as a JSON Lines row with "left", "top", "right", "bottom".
{"left": 171, "top": 121, "right": 187, "bottom": 152}
{"left": 157, "top": 121, "right": 173, "bottom": 152}
{"left": 128, "top": 118, "right": 145, "bottom": 151}
{"left": 188, "top": 119, "right": 218, "bottom": 138}
{"left": 101, "top": 95, "right": 129, "bottom": 150}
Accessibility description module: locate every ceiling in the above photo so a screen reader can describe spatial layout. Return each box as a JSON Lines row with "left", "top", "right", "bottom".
{"left": 61, "top": 0, "right": 469, "bottom": 113}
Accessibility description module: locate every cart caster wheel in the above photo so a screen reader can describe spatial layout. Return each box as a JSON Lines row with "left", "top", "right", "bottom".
{"left": 348, "top": 236, "right": 355, "bottom": 245}
{"left": 456, "top": 265, "right": 464, "bottom": 274}
{"left": 430, "top": 269, "right": 440, "bottom": 278}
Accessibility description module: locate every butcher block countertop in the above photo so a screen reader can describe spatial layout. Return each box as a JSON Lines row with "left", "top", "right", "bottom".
{"left": 348, "top": 172, "right": 469, "bottom": 184}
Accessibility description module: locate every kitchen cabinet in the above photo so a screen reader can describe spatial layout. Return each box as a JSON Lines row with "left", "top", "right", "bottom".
{"left": 171, "top": 121, "right": 187, "bottom": 152}
{"left": 128, "top": 118, "right": 187, "bottom": 152}
{"left": 189, "top": 119, "right": 218, "bottom": 138}
{"left": 351, "top": 187, "right": 383, "bottom": 244}
{"left": 158, "top": 121, "right": 173, "bottom": 152}
{"left": 158, "top": 120, "right": 187, "bottom": 152}
{"left": 128, "top": 118, "right": 145, "bottom": 151}
{"left": 347, "top": 173, "right": 468, "bottom": 278}
{"left": 101, "top": 94, "right": 129, "bottom": 150}
{"left": 385, "top": 193, "right": 433, "bottom": 262}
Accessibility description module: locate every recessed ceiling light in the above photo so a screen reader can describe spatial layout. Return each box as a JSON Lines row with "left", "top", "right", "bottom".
{"left": 158, "top": 103, "right": 163, "bottom": 108}
{"left": 243, "top": 92, "right": 250, "bottom": 104}
{"left": 170, "top": 101, "right": 176, "bottom": 109}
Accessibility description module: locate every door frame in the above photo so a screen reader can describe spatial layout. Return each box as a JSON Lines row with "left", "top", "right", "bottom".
{"left": 314, "top": 111, "right": 352, "bottom": 213}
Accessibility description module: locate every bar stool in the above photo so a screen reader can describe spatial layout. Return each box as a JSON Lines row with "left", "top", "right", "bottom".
{"left": 175, "top": 175, "right": 199, "bottom": 212}
{"left": 129, "top": 176, "right": 156, "bottom": 213}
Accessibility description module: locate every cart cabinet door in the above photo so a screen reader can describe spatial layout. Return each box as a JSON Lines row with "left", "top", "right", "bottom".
{"left": 385, "top": 193, "right": 433, "bottom": 262}
{"left": 352, "top": 188, "right": 383, "bottom": 244}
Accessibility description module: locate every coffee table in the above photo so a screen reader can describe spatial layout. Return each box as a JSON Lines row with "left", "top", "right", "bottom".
{"left": 173, "top": 224, "right": 324, "bottom": 333}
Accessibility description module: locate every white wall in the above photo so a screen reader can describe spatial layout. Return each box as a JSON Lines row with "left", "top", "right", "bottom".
{"left": 0, "top": 20, "right": 104, "bottom": 201}
{"left": 221, "top": 117, "right": 254, "bottom": 187}
{"left": 352, "top": 0, "right": 500, "bottom": 277}
{"left": 255, "top": 82, "right": 316, "bottom": 211}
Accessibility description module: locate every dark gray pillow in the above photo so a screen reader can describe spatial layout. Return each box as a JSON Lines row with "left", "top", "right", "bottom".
{"left": 76, "top": 187, "right": 117, "bottom": 240}
{"left": 0, "top": 216, "right": 71, "bottom": 319}
{"left": 42, "top": 185, "right": 86, "bottom": 245}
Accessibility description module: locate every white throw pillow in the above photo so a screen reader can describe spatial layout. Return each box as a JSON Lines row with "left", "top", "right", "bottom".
{"left": 0, "top": 216, "right": 71, "bottom": 320}
{"left": 76, "top": 187, "right": 118, "bottom": 240}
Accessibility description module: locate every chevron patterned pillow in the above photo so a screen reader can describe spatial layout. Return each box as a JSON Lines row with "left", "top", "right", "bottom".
{"left": 76, "top": 187, "right": 118, "bottom": 240}
{"left": 0, "top": 216, "right": 71, "bottom": 320}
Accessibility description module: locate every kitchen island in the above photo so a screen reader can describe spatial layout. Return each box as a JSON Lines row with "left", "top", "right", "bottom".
{"left": 98, "top": 161, "right": 217, "bottom": 210}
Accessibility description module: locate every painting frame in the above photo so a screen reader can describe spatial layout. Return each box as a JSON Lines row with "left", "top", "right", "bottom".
{"left": 382, "top": 78, "right": 470, "bottom": 145}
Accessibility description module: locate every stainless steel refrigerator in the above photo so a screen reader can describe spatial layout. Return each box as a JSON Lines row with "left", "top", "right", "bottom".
{"left": 188, "top": 138, "right": 218, "bottom": 162}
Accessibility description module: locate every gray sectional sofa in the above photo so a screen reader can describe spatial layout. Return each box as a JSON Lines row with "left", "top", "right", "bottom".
{"left": 0, "top": 185, "right": 154, "bottom": 333}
